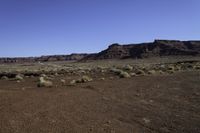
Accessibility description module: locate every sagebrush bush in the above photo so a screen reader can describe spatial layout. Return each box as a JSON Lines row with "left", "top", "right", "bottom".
{"left": 111, "top": 68, "right": 130, "bottom": 78}
{"left": 147, "top": 70, "right": 156, "bottom": 75}
{"left": 110, "top": 68, "right": 123, "bottom": 75}
{"left": 119, "top": 71, "right": 130, "bottom": 78}
{"left": 15, "top": 74, "right": 24, "bottom": 80}
{"left": 135, "top": 69, "right": 145, "bottom": 75}
{"left": 77, "top": 75, "right": 93, "bottom": 83}
{"left": 70, "top": 75, "right": 93, "bottom": 84}
{"left": 1, "top": 76, "right": 8, "bottom": 80}
{"left": 37, "top": 77, "right": 53, "bottom": 87}
{"left": 70, "top": 80, "right": 76, "bottom": 85}
{"left": 123, "top": 65, "right": 133, "bottom": 71}
{"left": 194, "top": 65, "right": 200, "bottom": 70}
{"left": 60, "top": 79, "right": 66, "bottom": 85}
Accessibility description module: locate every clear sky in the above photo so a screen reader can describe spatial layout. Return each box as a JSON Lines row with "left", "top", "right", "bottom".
{"left": 0, "top": 0, "right": 200, "bottom": 57}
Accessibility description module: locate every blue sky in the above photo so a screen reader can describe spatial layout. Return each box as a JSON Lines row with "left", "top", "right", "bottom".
{"left": 0, "top": 0, "right": 200, "bottom": 57}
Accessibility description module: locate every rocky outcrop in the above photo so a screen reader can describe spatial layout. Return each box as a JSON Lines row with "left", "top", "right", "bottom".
{"left": 82, "top": 40, "right": 200, "bottom": 60}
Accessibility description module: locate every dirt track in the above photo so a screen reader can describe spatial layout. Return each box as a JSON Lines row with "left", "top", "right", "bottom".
{"left": 0, "top": 71, "right": 200, "bottom": 133}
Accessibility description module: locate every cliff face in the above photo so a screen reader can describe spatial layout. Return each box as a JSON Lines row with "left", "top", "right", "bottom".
{"left": 82, "top": 40, "right": 200, "bottom": 60}
{"left": 1, "top": 40, "right": 200, "bottom": 63}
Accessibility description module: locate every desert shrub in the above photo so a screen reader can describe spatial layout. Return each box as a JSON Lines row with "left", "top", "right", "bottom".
{"left": 168, "top": 65, "right": 174, "bottom": 71}
{"left": 1, "top": 76, "right": 8, "bottom": 80}
{"left": 174, "top": 65, "right": 181, "bottom": 71}
{"left": 119, "top": 71, "right": 130, "bottom": 78}
{"left": 130, "top": 73, "right": 136, "bottom": 77}
{"left": 15, "top": 74, "right": 24, "bottom": 80}
{"left": 179, "top": 63, "right": 194, "bottom": 70}
{"left": 159, "top": 64, "right": 167, "bottom": 71}
{"left": 135, "top": 69, "right": 145, "bottom": 75}
{"left": 60, "top": 79, "right": 66, "bottom": 85}
{"left": 167, "top": 70, "right": 174, "bottom": 74}
{"left": 166, "top": 65, "right": 175, "bottom": 73}
{"left": 70, "top": 80, "right": 76, "bottom": 85}
{"left": 78, "top": 70, "right": 86, "bottom": 74}
{"left": 123, "top": 65, "right": 133, "bottom": 71}
{"left": 158, "top": 70, "right": 165, "bottom": 74}
{"left": 147, "top": 70, "right": 156, "bottom": 75}
{"left": 40, "top": 74, "right": 47, "bottom": 77}
{"left": 97, "top": 66, "right": 105, "bottom": 70}
{"left": 70, "top": 75, "right": 93, "bottom": 84}
{"left": 111, "top": 68, "right": 130, "bottom": 78}
{"left": 141, "top": 66, "right": 147, "bottom": 71}
{"left": 77, "top": 75, "right": 93, "bottom": 83}
{"left": 100, "top": 77, "right": 105, "bottom": 80}
{"left": 97, "top": 66, "right": 107, "bottom": 73}
{"left": 37, "top": 77, "right": 53, "bottom": 87}
{"left": 110, "top": 68, "right": 123, "bottom": 75}
{"left": 194, "top": 65, "right": 200, "bottom": 70}
{"left": 54, "top": 73, "right": 59, "bottom": 76}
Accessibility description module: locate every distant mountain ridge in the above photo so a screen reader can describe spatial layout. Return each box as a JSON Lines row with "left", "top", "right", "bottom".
{"left": 0, "top": 54, "right": 88, "bottom": 63}
{"left": 1, "top": 40, "right": 200, "bottom": 63}
{"left": 81, "top": 40, "right": 200, "bottom": 60}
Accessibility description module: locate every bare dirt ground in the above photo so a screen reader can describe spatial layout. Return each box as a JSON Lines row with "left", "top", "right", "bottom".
{"left": 0, "top": 58, "right": 200, "bottom": 133}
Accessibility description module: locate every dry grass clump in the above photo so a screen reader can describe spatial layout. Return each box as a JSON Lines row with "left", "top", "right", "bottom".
{"left": 78, "top": 70, "right": 86, "bottom": 74}
{"left": 40, "top": 74, "right": 47, "bottom": 77}
{"left": 147, "top": 70, "right": 156, "bottom": 75}
{"left": 180, "top": 63, "right": 193, "bottom": 70}
{"left": 15, "top": 74, "right": 24, "bottom": 80}
{"left": 194, "top": 66, "right": 200, "bottom": 70}
{"left": 166, "top": 65, "right": 175, "bottom": 74}
{"left": 194, "top": 65, "right": 200, "bottom": 70}
{"left": 77, "top": 75, "right": 93, "bottom": 83}
{"left": 119, "top": 71, "right": 130, "bottom": 78}
{"left": 37, "top": 77, "right": 53, "bottom": 87}
{"left": 70, "top": 80, "right": 76, "bottom": 85}
{"left": 70, "top": 75, "right": 93, "bottom": 85}
{"left": 1, "top": 76, "right": 8, "bottom": 80}
{"left": 110, "top": 68, "right": 123, "bottom": 75}
{"left": 97, "top": 66, "right": 106, "bottom": 70}
{"left": 60, "top": 79, "right": 66, "bottom": 84}
{"left": 123, "top": 65, "right": 133, "bottom": 71}
{"left": 130, "top": 73, "right": 136, "bottom": 77}
{"left": 158, "top": 70, "right": 165, "bottom": 74}
{"left": 96, "top": 66, "right": 107, "bottom": 73}
{"left": 135, "top": 69, "right": 145, "bottom": 76}
{"left": 100, "top": 77, "right": 105, "bottom": 80}
{"left": 110, "top": 68, "right": 130, "bottom": 78}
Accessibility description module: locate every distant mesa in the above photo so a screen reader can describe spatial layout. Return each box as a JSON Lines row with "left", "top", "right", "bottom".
{"left": 81, "top": 39, "right": 200, "bottom": 61}
{"left": 0, "top": 39, "right": 200, "bottom": 63}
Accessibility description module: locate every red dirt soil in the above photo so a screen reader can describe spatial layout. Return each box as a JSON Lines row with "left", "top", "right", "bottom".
{"left": 0, "top": 71, "right": 200, "bottom": 133}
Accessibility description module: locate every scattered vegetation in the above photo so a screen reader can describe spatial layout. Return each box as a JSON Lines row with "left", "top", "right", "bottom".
{"left": 76, "top": 75, "right": 93, "bottom": 83}
{"left": 119, "top": 71, "right": 130, "bottom": 78}
{"left": 147, "top": 70, "right": 156, "bottom": 75}
{"left": 60, "top": 79, "right": 66, "bottom": 85}
{"left": 110, "top": 68, "right": 130, "bottom": 78}
{"left": 70, "top": 80, "right": 76, "bottom": 85}
{"left": 135, "top": 69, "right": 145, "bottom": 76}
{"left": 38, "top": 77, "right": 53, "bottom": 87}
{"left": 123, "top": 65, "right": 133, "bottom": 71}
{"left": 70, "top": 75, "right": 93, "bottom": 85}
{"left": 1, "top": 76, "right": 8, "bottom": 80}
{"left": 0, "top": 60, "right": 199, "bottom": 86}
{"left": 15, "top": 74, "right": 24, "bottom": 81}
